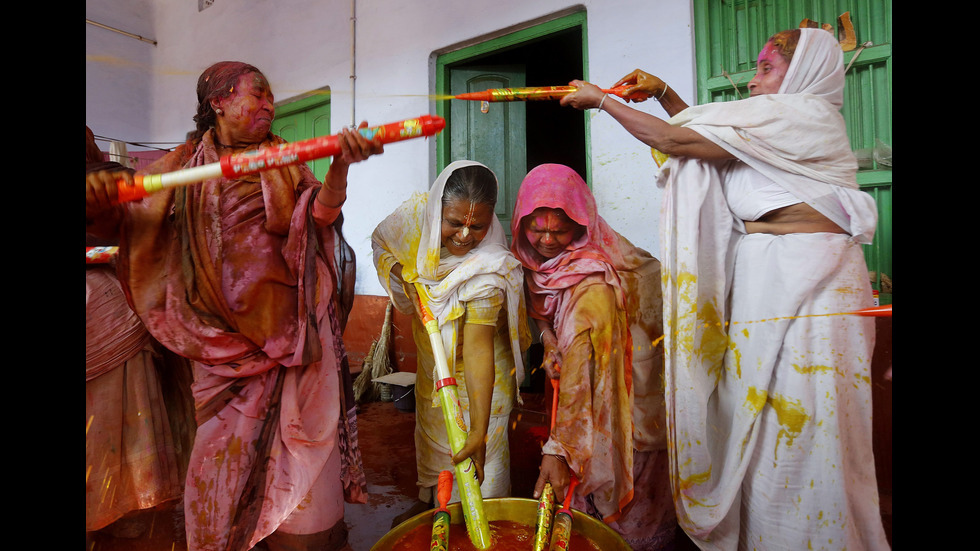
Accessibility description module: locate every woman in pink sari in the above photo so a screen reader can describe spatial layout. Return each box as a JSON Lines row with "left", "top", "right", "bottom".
{"left": 511, "top": 163, "right": 676, "bottom": 550}
{"left": 86, "top": 61, "right": 382, "bottom": 551}
{"left": 86, "top": 126, "right": 192, "bottom": 541}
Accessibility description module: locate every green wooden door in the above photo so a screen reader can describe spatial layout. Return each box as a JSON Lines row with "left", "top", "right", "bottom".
{"left": 272, "top": 93, "right": 332, "bottom": 181}
{"left": 449, "top": 66, "right": 527, "bottom": 241}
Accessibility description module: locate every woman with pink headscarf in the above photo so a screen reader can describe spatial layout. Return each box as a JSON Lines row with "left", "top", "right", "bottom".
{"left": 562, "top": 29, "right": 889, "bottom": 550}
{"left": 511, "top": 163, "right": 676, "bottom": 550}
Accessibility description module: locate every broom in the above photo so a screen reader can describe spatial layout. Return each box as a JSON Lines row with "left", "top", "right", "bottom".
{"left": 353, "top": 301, "right": 394, "bottom": 403}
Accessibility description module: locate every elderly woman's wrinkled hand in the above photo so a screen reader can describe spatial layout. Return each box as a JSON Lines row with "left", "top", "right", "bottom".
{"left": 539, "top": 331, "right": 562, "bottom": 379}
{"left": 533, "top": 454, "right": 571, "bottom": 503}
{"left": 335, "top": 121, "right": 385, "bottom": 165}
{"left": 86, "top": 169, "right": 127, "bottom": 219}
{"left": 559, "top": 80, "right": 606, "bottom": 111}
{"left": 400, "top": 279, "right": 425, "bottom": 322}
{"left": 614, "top": 69, "right": 665, "bottom": 103}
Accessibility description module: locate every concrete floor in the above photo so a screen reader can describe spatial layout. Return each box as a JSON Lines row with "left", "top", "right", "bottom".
{"left": 86, "top": 387, "right": 888, "bottom": 550}
{"left": 85, "top": 390, "right": 578, "bottom": 551}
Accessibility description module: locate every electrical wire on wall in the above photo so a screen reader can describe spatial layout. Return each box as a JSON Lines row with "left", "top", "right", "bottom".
{"left": 86, "top": 19, "right": 157, "bottom": 45}
{"left": 92, "top": 135, "right": 178, "bottom": 152}
{"left": 350, "top": 0, "right": 357, "bottom": 127}
{"left": 92, "top": 135, "right": 182, "bottom": 171}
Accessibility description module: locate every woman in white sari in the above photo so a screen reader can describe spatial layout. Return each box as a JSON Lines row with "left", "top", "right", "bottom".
{"left": 372, "top": 160, "right": 530, "bottom": 525}
{"left": 561, "top": 29, "right": 889, "bottom": 550}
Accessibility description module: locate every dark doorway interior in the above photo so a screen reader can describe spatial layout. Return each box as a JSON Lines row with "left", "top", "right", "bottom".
{"left": 452, "top": 27, "right": 587, "bottom": 181}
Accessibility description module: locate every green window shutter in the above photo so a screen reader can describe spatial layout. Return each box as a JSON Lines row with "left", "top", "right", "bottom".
{"left": 694, "top": 0, "right": 892, "bottom": 302}
{"left": 272, "top": 90, "right": 332, "bottom": 182}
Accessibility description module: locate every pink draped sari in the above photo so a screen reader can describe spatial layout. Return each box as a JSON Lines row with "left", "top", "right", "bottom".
{"left": 86, "top": 266, "right": 182, "bottom": 532}
{"left": 117, "top": 130, "right": 366, "bottom": 551}
{"left": 511, "top": 164, "right": 674, "bottom": 548}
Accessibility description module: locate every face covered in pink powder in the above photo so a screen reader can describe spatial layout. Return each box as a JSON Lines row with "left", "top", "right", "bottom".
{"left": 747, "top": 41, "right": 790, "bottom": 96}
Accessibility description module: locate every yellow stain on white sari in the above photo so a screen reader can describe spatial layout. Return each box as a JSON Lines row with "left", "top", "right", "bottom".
{"left": 793, "top": 362, "right": 871, "bottom": 388}
{"left": 768, "top": 393, "right": 810, "bottom": 465}
{"left": 671, "top": 270, "right": 728, "bottom": 376}
{"left": 793, "top": 363, "right": 839, "bottom": 376}
{"left": 744, "top": 387, "right": 767, "bottom": 416}
{"left": 676, "top": 464, "right": 715, "bottom": 508}
{"left": 728, "top": 332, "right": 744, "bottom": 378}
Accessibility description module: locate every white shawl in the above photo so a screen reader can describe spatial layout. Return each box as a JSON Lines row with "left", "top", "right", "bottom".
{"left": 665, "top": 28, "right": 876, "bottom": 243}
{"left": 372, "top": 160, "right": 528, "bottom": 388}
{"left": 658, "top": 28, "right": 878, "bottom": 541}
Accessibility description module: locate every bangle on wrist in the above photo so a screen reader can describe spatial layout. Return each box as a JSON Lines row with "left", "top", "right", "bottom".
{"left": 656, "top": 85, "right": 668, "bottom": 101}
{"left": 597, "top": 94, "right": 608, "bottom": 111}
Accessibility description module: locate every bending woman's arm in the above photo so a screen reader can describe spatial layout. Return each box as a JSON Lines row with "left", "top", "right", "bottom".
{"left": 454, "top": 321, "right": 495, "bottom": 484}
{"left": 534, "top": 317, "right": 561, "bottom": 380}
{"left": 561, "top": 79, "right": 733, "bottom": 161}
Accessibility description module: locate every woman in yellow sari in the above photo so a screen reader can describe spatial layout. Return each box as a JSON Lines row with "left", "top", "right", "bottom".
{"left": 372, "top": 160, "right": 529, "bottom": 525}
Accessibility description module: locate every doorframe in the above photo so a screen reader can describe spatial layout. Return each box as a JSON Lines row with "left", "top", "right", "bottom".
{"left": 274, "top": 87, "right": 331, "bottom": 126}
{"left": 433, "top": 9, "right": 590, "bottom": 177}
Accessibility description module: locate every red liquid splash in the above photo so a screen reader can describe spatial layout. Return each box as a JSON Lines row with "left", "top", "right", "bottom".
{"left": 390, "top": 519, "right": 601, "bottom": 550}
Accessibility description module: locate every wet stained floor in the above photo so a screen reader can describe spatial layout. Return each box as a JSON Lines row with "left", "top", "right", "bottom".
{"left": 86, "top": 387, "right": 886, "bottom": 550}
{"left": 86, "top": 391, "right": 592, "bottom": 551}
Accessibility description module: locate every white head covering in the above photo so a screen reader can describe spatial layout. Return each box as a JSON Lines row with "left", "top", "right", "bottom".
{"left": 666, "top": 27, "right": 877, "bottom": 242}
{"left": 416, "top": 160, "right": 511, "bottom": 282}
{"left": 372, "top": 160, "right": 528, "bottom": 384}
{"left": 778, "top": 27, "right": 846, "bottom": 108}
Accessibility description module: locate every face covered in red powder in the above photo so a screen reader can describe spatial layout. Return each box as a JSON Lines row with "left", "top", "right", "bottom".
{"left": 212, "top": 71, "right": 276, "bottom": 144}
{"left": 522, "top": 207, "right": 585, "bottom": 260}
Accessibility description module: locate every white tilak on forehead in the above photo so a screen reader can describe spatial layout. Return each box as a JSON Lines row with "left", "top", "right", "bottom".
{"left": 461, "top": 200, "right": 476, "bottom": 238}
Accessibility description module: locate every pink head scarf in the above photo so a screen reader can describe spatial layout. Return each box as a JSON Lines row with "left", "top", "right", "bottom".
{"left": 510, "top": 164, "right": 631, "bottom": 320}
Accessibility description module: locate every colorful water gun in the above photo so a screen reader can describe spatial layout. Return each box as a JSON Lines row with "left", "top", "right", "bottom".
{"left": 532, "top": 376, "right": 562, "bottom": 551}
{"left": 547, "top": 474, "right": 579, "bottom": 551}
{"left": 414, "top": 283, "right": 492, "bottom": 549}
{"left": 112, "top": 115, "right": 445, "bottom": 203}
{"left": 85, "top": 246, "right": 118, "bottom": 264}
{"left": 453, "top": 84, "right": 646, "bottom": 103}
{"left": 851, "top": 305, "right": 891, "bottom": 317}
{"left": 430, "top": 470, "right": 454, "bottom": 551}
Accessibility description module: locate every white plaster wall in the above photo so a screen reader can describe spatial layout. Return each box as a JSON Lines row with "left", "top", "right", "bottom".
{"left": 85, "top": 0, "right": 157, "bottom": 149}
{"left": 85, "top": 0, "right": 696, "bottom": 296}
